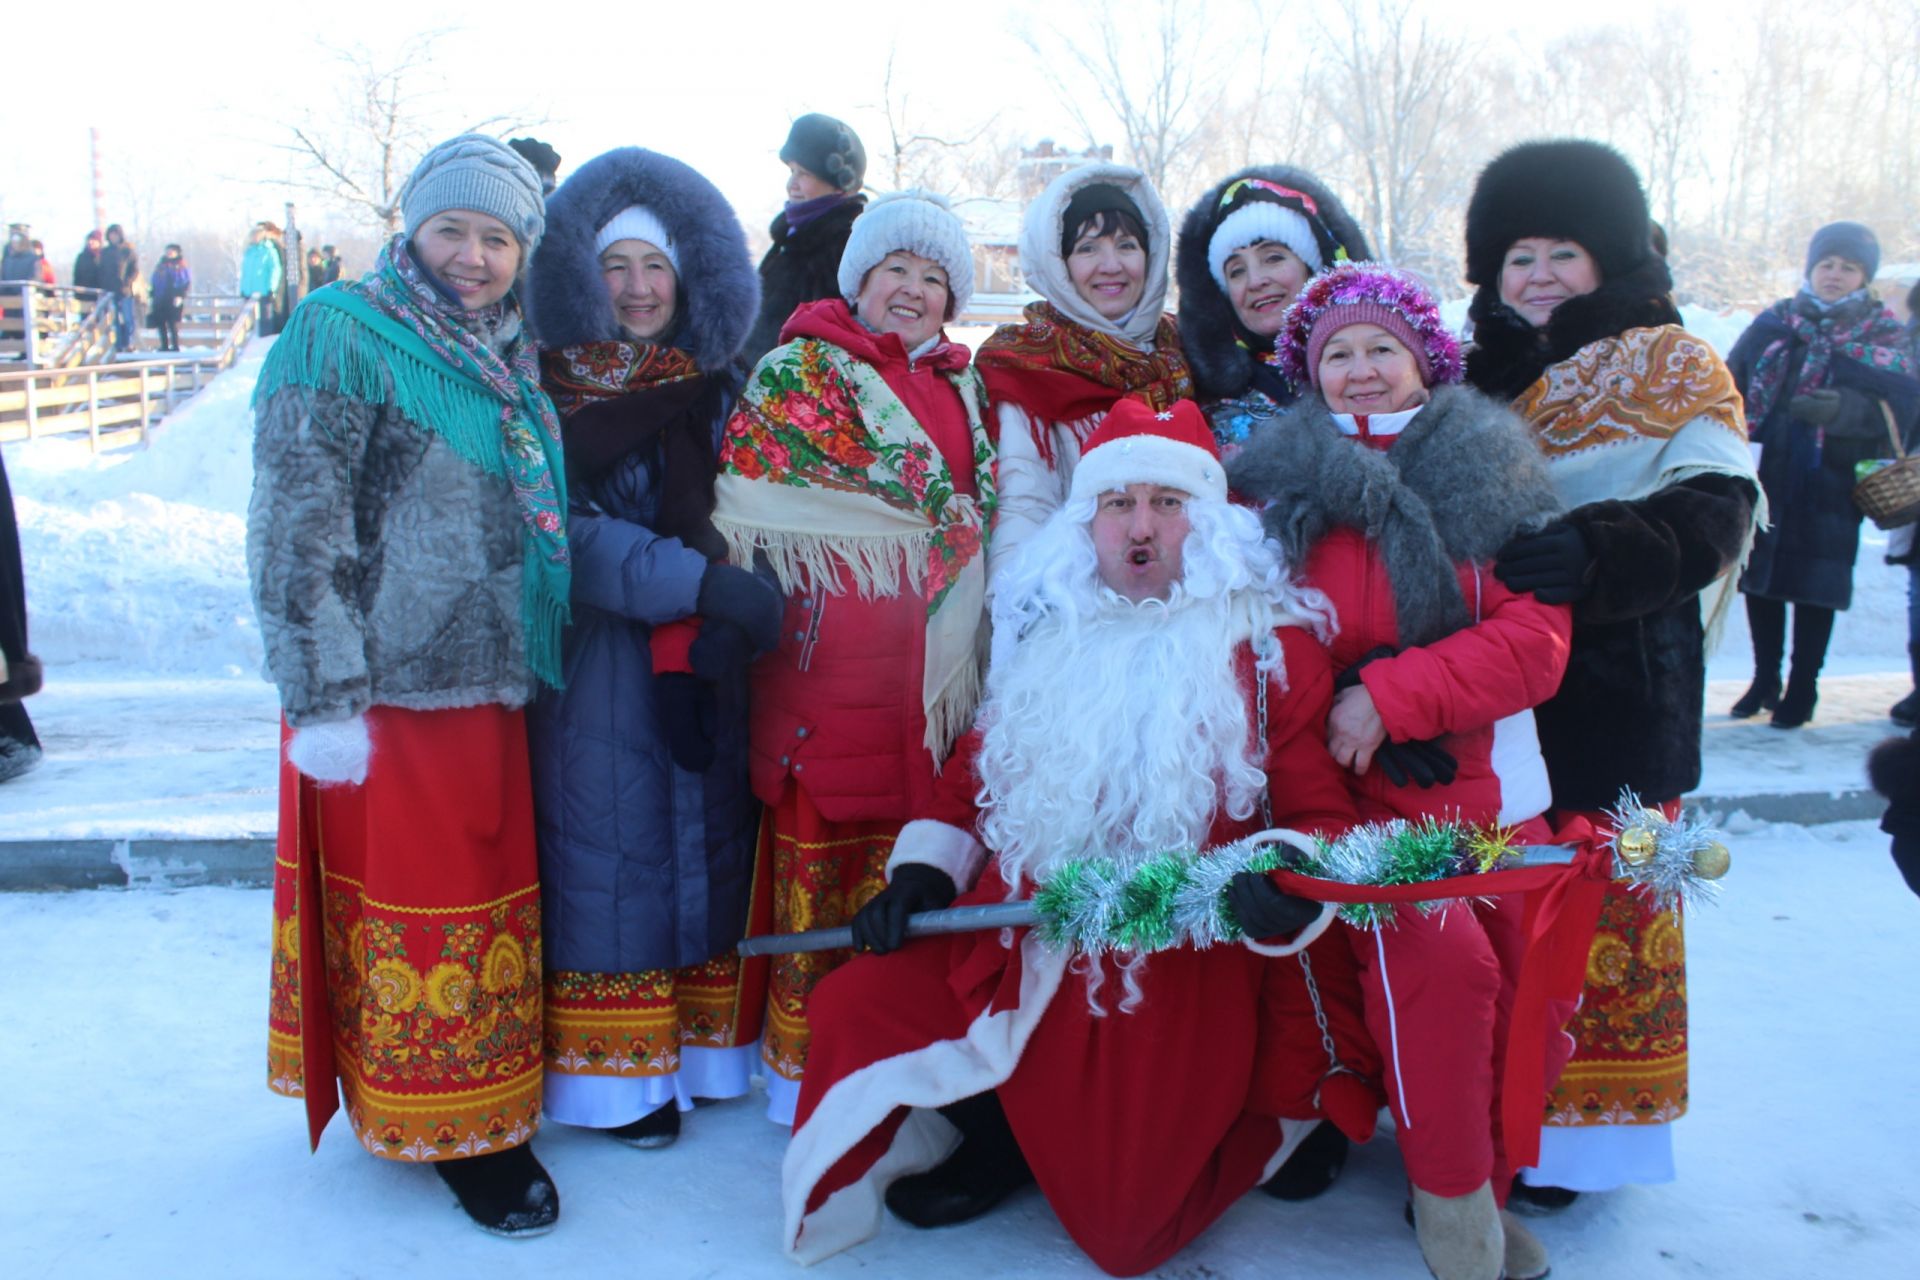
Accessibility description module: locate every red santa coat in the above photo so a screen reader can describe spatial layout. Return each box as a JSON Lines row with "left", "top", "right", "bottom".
{"left": 782, "top": 628, "right": 1355, "bottom": 1276}
{"left": 746, "top": 300, "right": 989, "bottom": 823}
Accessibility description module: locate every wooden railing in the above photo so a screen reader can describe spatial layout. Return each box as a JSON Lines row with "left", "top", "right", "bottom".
{"left": 0, "top": 301, "right": 259, "bottom": 450}
{"left": 0, "top": 283, "right": 108, "bottom": 366}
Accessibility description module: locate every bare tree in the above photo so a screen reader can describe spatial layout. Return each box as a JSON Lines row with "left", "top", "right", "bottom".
{"left": 276, "top": 31, "right": 534, "bottom": 235}
{"left": 870, "top": 45, "right": 1007, "bottom": 194}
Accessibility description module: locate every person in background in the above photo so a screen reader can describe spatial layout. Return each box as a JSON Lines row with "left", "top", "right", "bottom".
{"left": 1175, "top": 165, "right": 1370, "bottom": 456}
{"left": 1896, "top": 281, "right": 1920, "bottom": 727}
{"left": 509, "top": 137, "right": 562, "bottom": 197}
{"left": 1, "top": 225, "right": 36, "bottom": 281}
{"left": 250, "top": 134, "right": 566, "bottom": 1237}
{"left": 241, "top": 223, "right": 284, "bottom": 334}
{"left": 1727, "top": 222, "right": 1920, "bottom": 728}
{"left": 148, "top": 243, "right": 191, "bottom": 352}
{"left": 73, "top": 230, "right": 109, "bottom": 292}
{"left": 29, "top": 241, "right": 54, "bottom": 285}
{"left": 101, "top": 224, "right": 139, "bottom": 352}
{"left": 524, "top": 145, "right": 777, "bottom": 1152}
{"left": 742, "top": 113, "right": 867, "bottom": 366}
{"left": 321, "top": 244, "right": 342, "bottom": 284}
{"left": 305, "top": 248, "right": 326, "bottom": 292}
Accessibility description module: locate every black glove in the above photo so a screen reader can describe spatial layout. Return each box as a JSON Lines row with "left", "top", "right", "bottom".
{"left": 1789, "top": 389, "right": 1842, "bottom": 426}
{"left": 1373, "top": 737, "right": 1459, "bottom": 789}
{"left": 688, "top": 619, "right": 756, "bottom": 681}
{"left": 1493, "top": 522, "right": 1596, "bottom": 604}
{"left": 1333, "top": 644, "right": 1396, "bottom": 692}
{"left": 848, "top": 863, "right": 959, "bottom": 955}
{"left": 1226, "top": 870, "right": 1323, "bottom": 940}
{"left": 696, "top": 564, "right": 782, "bottom": 653}
{"left": 656, "top": 672, "right": 718, "bottom": 773}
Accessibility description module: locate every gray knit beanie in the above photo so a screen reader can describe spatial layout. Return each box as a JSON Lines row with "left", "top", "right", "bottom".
{"left": 401, "top": 134, "right": 547, "bottom": 250}
{"left": 837, "top": 189, "right": 975, "bottom": 319}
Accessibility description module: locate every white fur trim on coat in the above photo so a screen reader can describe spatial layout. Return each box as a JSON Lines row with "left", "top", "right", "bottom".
{"left": 887, "top": 819, "right": 989, "bottom": 892}
{"left": 1067, "top": 433, "right": 1228, "bottom": 505}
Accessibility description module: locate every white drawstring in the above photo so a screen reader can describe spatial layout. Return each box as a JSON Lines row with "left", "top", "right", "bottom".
{"left": 1375, "top": 926, "right": 1411, "bottom": 1131}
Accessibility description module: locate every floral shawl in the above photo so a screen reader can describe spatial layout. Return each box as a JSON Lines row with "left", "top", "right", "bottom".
{"left": 1741, "top": 290, "right": 1918, "bottom": 426}
{"left": 714, "top": 338, "right": 996, "bottom": 758}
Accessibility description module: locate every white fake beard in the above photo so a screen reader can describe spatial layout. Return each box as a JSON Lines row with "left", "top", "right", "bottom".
{"left": 977, "top": 587, "right": 1267, "bottom": 895}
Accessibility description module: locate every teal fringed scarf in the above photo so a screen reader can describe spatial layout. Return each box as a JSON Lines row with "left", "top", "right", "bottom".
{"left": 253, "top": 235, "right": 571, "bottom": 687}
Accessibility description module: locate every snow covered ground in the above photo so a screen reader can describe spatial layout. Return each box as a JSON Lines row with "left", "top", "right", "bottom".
{"left": 3, "top": 312, "right": 1919, "bottom": 1277}
{"left": 3, "top": 819, "right": 1916, "bottom": 1279}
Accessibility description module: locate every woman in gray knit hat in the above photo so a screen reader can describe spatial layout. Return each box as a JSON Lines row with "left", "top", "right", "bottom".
{"left": 248, "top": 133, "right": 569, "bottom": 1237}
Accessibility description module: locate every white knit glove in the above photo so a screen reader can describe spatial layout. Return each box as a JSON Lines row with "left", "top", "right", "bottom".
{"left": 287, "top": 715, "right": 372, "bottom": 786}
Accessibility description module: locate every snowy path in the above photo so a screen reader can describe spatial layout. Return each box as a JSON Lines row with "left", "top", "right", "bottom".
{"left": 4, "top": 821, "right": 1917, "bottom": 1278}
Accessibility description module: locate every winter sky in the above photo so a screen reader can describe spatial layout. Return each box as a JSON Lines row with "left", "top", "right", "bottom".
{"left": 4, "top": 0, "right": 1717, "bottom": 251}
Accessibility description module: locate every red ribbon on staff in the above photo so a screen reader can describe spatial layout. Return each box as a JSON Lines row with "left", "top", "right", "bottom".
{"left": 1265, "top": 815, "right": 1609, "bottom": 1171}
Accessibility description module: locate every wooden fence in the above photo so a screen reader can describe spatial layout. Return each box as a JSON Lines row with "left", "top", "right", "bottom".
{"left": 0, "top": 299, "right": 259, "bottom": 450}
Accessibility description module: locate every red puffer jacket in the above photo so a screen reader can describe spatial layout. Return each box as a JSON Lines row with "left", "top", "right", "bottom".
{"left": 1303, "top": 525, "right": 1571, "bottom": 826}
{"left": 746, "top": 300, "right": 989, "bottom": 822}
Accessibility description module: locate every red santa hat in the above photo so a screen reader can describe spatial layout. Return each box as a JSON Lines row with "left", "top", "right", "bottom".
{"left": 1067, "top": 398, "right": 1227, "bottom": 505}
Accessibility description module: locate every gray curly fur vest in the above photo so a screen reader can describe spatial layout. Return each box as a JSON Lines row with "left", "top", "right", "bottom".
{"left": 1227, "top": 385, "right": 1564, "bottom": 646}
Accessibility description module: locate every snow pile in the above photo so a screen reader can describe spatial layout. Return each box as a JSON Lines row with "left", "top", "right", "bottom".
{"left": 6, "top": 339, "right": 269, "bottom": 676}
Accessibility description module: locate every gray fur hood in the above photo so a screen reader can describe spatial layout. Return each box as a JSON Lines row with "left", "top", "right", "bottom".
{"left": 527, "top": 147, "right": 760, "bottom": 369}
{"left": 1175, "top": 165, "right": 1371, "bottom": 401}
{"left": 1228, "top": 384, "right": 1563, "bottom": 646}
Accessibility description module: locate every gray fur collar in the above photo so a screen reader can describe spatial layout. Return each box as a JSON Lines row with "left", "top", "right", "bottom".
{"left": 1227, "top": 384, "right": 1563, "bottom": 646}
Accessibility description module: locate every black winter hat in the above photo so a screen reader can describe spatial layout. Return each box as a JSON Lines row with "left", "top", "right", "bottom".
{"left": 779, "top": 114, "right": 866, "bottom": 193}
{"left": 1805, "top": 221, "right": 1880, "bottom": 282}
{"left": 1464, "top": 139, "right": 1655, "bottom": 287}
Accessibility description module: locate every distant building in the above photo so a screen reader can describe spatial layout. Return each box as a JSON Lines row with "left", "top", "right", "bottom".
{"left": 953, "top": 139, "right": 1116, "bottom": 327}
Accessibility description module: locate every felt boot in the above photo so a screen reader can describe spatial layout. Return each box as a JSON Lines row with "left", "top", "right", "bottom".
{"left": 435, "top": 1143, "right": 560, "bottom": 1237}
{"left": 1259, "top": 1119, "right": 1350, "bottom": 1201}
{"left": 1501, "top": 1209, "right": 1552, "bottom": 1279}
{"left": 884, "top": 1092, "right": 1034, "bottom": 1228}
{"left": 1411, "top": 1181, "right": 1502, "bottom": 1280}
{"left": 609, "top": 1103, "right": 681, "bottom": 1149}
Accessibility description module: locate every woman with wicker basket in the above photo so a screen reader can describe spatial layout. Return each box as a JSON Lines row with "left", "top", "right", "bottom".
{"left": 1727, "top": 221, "right": 1920, "bottom": 727}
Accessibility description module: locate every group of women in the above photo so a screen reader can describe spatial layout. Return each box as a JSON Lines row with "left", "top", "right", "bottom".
{"left": 244, "top": 118, "right": 1907, "bottom": 1276}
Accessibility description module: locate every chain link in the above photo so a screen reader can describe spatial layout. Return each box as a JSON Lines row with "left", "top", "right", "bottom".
{"left": 1296, "top": 951, "right": 1342, "bottom": 1074}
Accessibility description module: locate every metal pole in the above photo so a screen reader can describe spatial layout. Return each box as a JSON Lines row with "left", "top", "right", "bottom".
{"left": 89, "top": 127, "right": 106, "bottom": 234}
{"left": 86, "top": 369, "right": 99, "bottom": 450}
{"left": 22, "top": 286, "right": 37, "bottom": 369}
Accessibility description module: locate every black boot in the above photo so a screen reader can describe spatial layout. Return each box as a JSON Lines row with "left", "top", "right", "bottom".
{"left": 1892, "top": 643, "right": 1920, "bottom": 727}
{"left": 1507, "top": 1175, "right": 1581, "bottom": 1214}
{"left": 1259, "top": 1120, "right": 1350, "bottom": 1201}
{"left": 1733, "top": 595, "right": 1786, "bottom": 718}
{"left": 884, "top": 1092, "right": 1034, "bottom": 1228}
{"left": 1772, "top": 604, "right": 1833, "bottom": 730}
{"left": 435, "top": 1143, "right": 560, "bottom": 1237}
{"left": 609, "top": 1103, "right": 680, "bottom": 1149}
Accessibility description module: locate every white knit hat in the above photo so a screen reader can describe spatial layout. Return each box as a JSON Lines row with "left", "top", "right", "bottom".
{"left": 1206, "top": 203, "right": 1321, "bottom": 289}
{"left": 593, "top": 205, "right": 679, "bottom": 274}
{"left": 837, "top": 189, "right": 975, "bottom": 319}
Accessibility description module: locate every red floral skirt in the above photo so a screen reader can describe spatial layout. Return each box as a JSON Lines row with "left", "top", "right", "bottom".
{"left": 267, "top": 704, "right": 545, "bottom": 1162}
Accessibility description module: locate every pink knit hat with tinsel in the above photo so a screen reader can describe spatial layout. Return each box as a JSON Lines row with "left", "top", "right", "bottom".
{"left": 1276, "top": 262, "right": 1464, "bottom": 390}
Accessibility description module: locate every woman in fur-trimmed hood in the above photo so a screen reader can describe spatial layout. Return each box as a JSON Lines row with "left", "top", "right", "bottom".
{"left": 1175, "top": 164, "right": 1370, "bottom": 454}
{"left": 976, "top": 162, "right": 1192, "bottom": 583}
{"left": 1229, "top": 261, "right": 1570, "bottom": 1280}
{"left": 1463, "top": 136, "right": 1762, "bottom": 1212}
{"left": 524, "top": 145, "right": 780, "bottom": 1153}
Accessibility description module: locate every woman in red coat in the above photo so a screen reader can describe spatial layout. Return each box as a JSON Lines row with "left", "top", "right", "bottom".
{"left": 1230, "top": 263, "right": 1572, "bottom": 1280}
{"left": 714, "top": 191, "right": 995, "bottom": 1124}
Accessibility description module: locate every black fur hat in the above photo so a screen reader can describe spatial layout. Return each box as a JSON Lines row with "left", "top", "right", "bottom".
{"left": 1175, "top": 165, "right": 1371, "bottom": 401}
{"left": 1464, "top": 139, "right": 1655, "bottom": 287}
{"left": 779, "top": 114, "right": 866, "bottom": 194}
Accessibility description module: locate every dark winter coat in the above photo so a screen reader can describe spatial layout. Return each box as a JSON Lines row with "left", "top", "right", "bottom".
{"left": 1468, "top": 280, "right": 1759, "bottom": 810}
{"left": 149, "top": 260, "right": 190, "bottom": 312}
{"left": 1728, "top": 293, "right": 1920, "bottom": 610}
{"left": 100, "top": 242, "right": 137, "bottom": 295}
{"left": 524, "top": 146, "right": 768, "bottom": 974}
{"left": 0, "top": 446, "right": 41, "bottom": 778}
{"left": 742, "top": 194, "right": 865, "bottom": 367}
{"left": 1175, "top": 165, "right": 1370, "bottom": 448}
{"left": 1, "top": 247, "right": 37, "bottom": 282}
{"left": 72, "top": 248, "right": 110, "bottom": 292}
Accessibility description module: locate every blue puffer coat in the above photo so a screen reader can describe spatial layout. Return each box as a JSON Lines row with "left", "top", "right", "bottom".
{"left": 525, "top": 146, "right": 767, "bottom": 973}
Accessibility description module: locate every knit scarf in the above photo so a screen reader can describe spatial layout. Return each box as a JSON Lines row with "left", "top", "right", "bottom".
{"left": 253, "top": 234, "right": 571, "bottom": 687}
{"left": 976, "top": 301, "right": 1194, "bottom": 461}
{"left": 713, "top": 337, "right": 996, "bottom": 759}
{"left": 1742, "top": 290, "right": 1918, "bottom": 427}
{"left": 540, "top": 341, "right": 730, "bottom": 561}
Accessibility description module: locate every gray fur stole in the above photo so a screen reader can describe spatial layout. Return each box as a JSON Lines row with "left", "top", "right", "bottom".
{"left": 1227, "top": 384, "right": 1563, "bottom": 647}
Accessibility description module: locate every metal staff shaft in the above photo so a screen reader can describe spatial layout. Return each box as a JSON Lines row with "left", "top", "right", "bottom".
{"left": 735, "top": 846, "right": 1582, "bottom": 957}
{"left": 737, "top": 902, "right": 1037, "bottom": 957}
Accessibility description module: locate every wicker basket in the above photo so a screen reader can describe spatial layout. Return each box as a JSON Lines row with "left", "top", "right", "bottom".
{"left": 1852, "top": 400, "right": 1920, "bottom": 530}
